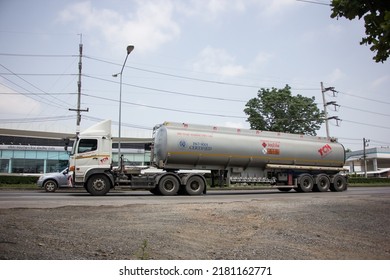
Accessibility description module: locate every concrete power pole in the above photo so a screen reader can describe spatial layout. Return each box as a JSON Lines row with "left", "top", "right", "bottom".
{"left": 69, "top": 34, "right": 89, "bottom": 135}
{"left": 321, "top": 82, "right": 340, "bottom": 139}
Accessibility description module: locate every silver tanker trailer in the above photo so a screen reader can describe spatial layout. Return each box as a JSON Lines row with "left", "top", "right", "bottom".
{"left": 68, "top": 120, "right": 347, "bottom": 196}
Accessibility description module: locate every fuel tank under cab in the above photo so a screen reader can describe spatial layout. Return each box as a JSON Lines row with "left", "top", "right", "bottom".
{"left": 153, "top": 122, "right": 345, "bottom": 170}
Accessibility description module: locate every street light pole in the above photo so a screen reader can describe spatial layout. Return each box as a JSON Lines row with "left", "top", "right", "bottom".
{"left": 113, "top": 45, "right": 134, "bottom": 165}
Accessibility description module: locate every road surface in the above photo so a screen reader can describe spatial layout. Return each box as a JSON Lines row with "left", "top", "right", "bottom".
{"left": 1, "top": 186, "right": 389, "bottom": 209}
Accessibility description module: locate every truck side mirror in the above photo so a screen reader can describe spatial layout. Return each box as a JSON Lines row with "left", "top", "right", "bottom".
{"left": 63, "top": 138, "right": 70, "bottom": 151}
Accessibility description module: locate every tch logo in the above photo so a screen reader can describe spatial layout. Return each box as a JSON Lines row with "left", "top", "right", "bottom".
{"left": 318, "top": 144, "right": 332, "bottom": 157}
{"left": 100, "top": 157, "right": 109, "bottom": 164}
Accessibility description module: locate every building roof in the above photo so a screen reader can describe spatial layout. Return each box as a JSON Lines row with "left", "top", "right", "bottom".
{"left": 0, "top": 128, "right": 152, "bottom": 144}
{"left": 346, "top": 147, "right": 390, "bottom": 161}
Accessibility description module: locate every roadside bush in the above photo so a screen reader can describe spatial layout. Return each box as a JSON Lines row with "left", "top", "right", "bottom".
{"left": 0, "top": 175, "right": 39, "bottom": 185}
{"left": 349, "top": 177, "right": 390, "bottom": 185}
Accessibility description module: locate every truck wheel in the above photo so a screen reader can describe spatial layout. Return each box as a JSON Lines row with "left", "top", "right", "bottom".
{"left": 185, "top": 176, "right": 205, "bottom": 195}
{"left": 297, "top": 174, "right": 314, "bottom": 192}
{"left": 330, "top": 174, "right": 347, "bottom": 192}
{"left": 86, "top": 175, "right": 111, "bottom": 196}
{"left": 158, "top": 175, "right": 179, "bottom": 196}
{"left": 44, "top": 179, "right": 58, "bottom": 192}
{"left": 313, "top": 174, "right": 330, "bottom": 192}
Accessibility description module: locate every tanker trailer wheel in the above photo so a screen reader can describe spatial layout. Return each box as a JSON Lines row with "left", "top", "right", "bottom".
{"left": 296, "top": 174, "right": 314, "bottom": 192}
{"left": 158, "top": 175, "right": 180, "bottom": 196}
{"left": 185, "top": 176, "right": 205, "bottom": 195}
{"left": 86, "top": 174, "right": 111, "bottom": 196}
{"left": 313, "top": 174, "right": 331, "bottom": 192}
{"left": 330, "top": 174, "right": 347, "bottom": 192}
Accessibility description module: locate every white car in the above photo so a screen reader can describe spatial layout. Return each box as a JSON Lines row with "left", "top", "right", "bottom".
{"left": 37, "top": 168, "right": 73, "bottom": 192}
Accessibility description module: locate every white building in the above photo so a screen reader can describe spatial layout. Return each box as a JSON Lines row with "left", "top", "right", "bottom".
{"left": 346, "top": 147, "right": 390, "bottom": 177}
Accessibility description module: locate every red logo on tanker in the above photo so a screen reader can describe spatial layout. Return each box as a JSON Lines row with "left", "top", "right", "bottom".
{"left": 318, "top": 144, "right": 332, "bottom": 157}
{"left": 261, "top": 141, "right": 280, "bottom": 155}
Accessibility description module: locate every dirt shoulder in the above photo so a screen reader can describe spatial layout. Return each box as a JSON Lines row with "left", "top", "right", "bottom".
{"left": 0, "top": 194, "right": 389, "bottom": 260}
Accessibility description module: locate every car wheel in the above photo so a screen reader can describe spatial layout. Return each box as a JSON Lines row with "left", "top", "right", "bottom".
{"left": 44, "top": 179, "right": 58, "bottom": 192}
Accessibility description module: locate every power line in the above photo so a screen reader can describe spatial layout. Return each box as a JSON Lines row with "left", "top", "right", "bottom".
{"left": 83, "top": 115, "right": 152, "bottom": 131}
{"left": 0, "top": 77, "right": 63, "bottom": 109}
{"left": 82, "top": 93, "right": 246, "bottom": 119}
{"left": 342, "top": 119, "right": 390, "bottom": 130}
{"left": 0, "top": 73, "right": 77, "bottom": 76}
{"left": 83, "top": 75, "right": 390, "bottom": 129}
{"left": 84, "top": 55, "right": 318, "bottom": 91}
{"left": 339, "top": 91, "right": 390, "bottom": 105}
{"left": 0, "top": 92, "right": 77, "bottom": 95}
{"left": 296, "top": 0, "right": 330, "bottom": 6}
{"left": 0, "top": 63, "right": 73, "bottom": 108}
{"left": 341, "top": 105, "right": 390, "bottom": 117}
{"left": 83, "top": 74, "right": 248, "bottom": 103}
{"left": 0, "top": 115, "right": 75, "bottom": 123}
{"left": 0, "top": 53, "right": 77, "bottom": 58}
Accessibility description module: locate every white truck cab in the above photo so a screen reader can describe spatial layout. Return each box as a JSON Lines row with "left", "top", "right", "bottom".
{"left": 69, "top": 120, "right": 114, "bottom": 191}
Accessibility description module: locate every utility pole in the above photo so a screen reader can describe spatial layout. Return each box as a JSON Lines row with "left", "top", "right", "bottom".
{"left": 69, "top": 34, "right": 89, "bottom": 135}
{"left": 321, "top": 82, "right": 340, "bottom": 139}
{"left": 363, "top": 138, "right": 370, "bottom": 178}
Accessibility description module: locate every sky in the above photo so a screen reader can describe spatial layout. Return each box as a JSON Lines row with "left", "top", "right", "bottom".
{"left": 0, "top": 0, "right": 389, "bottom": 151}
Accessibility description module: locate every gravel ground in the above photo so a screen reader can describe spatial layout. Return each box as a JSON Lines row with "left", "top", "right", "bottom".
{"left": 0, "top": 193, "right": 389, "bottom": 260}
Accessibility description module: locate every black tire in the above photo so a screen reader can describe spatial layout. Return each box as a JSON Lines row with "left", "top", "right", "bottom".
{"left": 185, "top": 176, "right": 205, "bottom": 195}
{"left": 277, "top": 188, "right": 292, "bottom": 192}
{"left": 43, "top": 179, "right": 58, "bottom": 192}
{"left": 158, "top": 175, "right": 180, "bottom": 196}
{"left": 297, "top": 174, "right": 314, "bottom": 192}
{"left": 86, "top": 174, "right": 111, "bottom": 196}
{"left": 313, "top": 174, "right": 331, "bottom": 192}
{"left": 330, "top": 174, "right": 348, "bottom": 192}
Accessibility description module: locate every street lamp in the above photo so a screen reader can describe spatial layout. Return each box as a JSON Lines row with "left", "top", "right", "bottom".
{"left": 112, "top": 45, "right": 134, "bottom": 166}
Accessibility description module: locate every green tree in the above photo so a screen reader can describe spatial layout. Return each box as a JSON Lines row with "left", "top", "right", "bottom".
{"left": 330, "top": 0, "right": 390, "bottom": 63}
{"left": 244, "top": 85, "right": 324, "bottom": 136}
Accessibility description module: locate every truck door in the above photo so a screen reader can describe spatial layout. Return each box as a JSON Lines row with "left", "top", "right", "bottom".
{"left": 73, "top": 138, "right": 99, "bottom": 183}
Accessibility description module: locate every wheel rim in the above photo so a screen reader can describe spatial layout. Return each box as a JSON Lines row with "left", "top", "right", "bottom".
{"left": 299, "top": 174, "right": 313, "bottom": 192}
{"left": 92, "top": 178, "right": 106, "bottom": 191}
{"left": 45, "top": 181, "right": 56, "bottom": 191}
{"left": 163, "top": 179, "right": 175, "bottom": 192}
{"left": 189, "top": 181, "right": 200, "bottom": 192}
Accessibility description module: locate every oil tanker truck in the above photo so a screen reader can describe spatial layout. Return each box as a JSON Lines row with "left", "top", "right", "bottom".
{"left": 68, "top": 120, "right": 347, "bottom": 195}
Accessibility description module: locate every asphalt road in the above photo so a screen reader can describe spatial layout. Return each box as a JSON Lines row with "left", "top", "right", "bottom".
{"left": 1, "top": 186, "right": 389, "bottom": 209}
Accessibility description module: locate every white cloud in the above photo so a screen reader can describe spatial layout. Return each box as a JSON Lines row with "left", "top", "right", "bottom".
{"left": 258, "top": 0, "right": 296, "bottom": 17}
{"left": 176, "top": 0, "right": 246, "bottom": 21}
{"left": 371, "top": 75, "right": 390, "bottom": 89}
{"left": 192, "top": 46, "right": 247, "bottom": 77}
{"left": 254, "top": 51, "right": 273, "bottom": 65}
{"left": 177, "top": 0, "right": 295, "bottom": 22}
{"left": 327, "top": 23, "right": 344, "bottom": 35}
{"left": 58, "top": 1, "right": 180, "bottom": 54}
{"left": 0, "top": 84, "right": 41, "bottom": 115}
{"left": 327, "top": 68, "right": 346, "bottom": 83}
